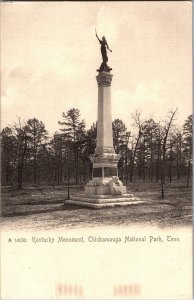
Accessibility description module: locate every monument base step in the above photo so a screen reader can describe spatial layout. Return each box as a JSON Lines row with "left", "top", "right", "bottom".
{"left": 71, "top": 195, "right": 138, "bottom": 204}
{"left": 65, "top": 194, "right": 145, "bottom": 209}
{"left": 65, "top": 199, "right": 144, "bottom": 209}
{"left": 72, "top": 193, "right": 133, "bottom": 200}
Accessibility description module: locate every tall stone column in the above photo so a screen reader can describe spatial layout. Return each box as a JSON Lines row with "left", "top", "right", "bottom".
{"left": 66, "top": 70, "right": 143, "bottom": 207}
{"left": 85, "top": 71, "right": 126, "bottom": 195}
{"left": 95, "top": 72, "right": 114, "bottom": 155}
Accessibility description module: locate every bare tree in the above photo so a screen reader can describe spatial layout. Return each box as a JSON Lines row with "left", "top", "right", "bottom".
{"left": 129, "top": 112, "right": 145, "bottom": 182}
{"left": 183, "top": 115, "right": 192, "bottom": 187}
{"left": 160, "top": 109, "right": 178, "bottom": 198}
{"left": 12, "top": 119, "right": 30, "bottom": 189}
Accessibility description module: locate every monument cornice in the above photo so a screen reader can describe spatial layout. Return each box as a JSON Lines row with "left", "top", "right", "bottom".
{"left": 96, "top": 71, "right": 113, "bottom": 87}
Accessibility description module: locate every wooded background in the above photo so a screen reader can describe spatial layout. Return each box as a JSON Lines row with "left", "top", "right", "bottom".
{"left": 1, "top": 109, "right": 192, "bottom": 198}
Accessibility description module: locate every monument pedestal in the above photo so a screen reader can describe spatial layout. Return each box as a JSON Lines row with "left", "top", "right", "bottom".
{"left": 66, "top": 194, "right": 144, "bottom": 209}
{"left": 85, "top": 151, "right": 126, "bottom": 195}
{"left": 66, "top": 71, "right": 143, "bottom": 208}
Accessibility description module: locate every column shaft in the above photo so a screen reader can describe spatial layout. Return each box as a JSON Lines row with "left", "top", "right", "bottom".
{"left": 96, "top": 85, "right": 114, "bottom": 154}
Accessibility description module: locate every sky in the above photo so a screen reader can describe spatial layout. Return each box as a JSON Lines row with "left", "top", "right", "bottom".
{"left": 1, "top": 1, "right": 192, "bottom": 135}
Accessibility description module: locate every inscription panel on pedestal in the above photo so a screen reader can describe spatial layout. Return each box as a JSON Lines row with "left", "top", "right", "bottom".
{"left": 104, "top": 167, "right": 117, "bottom": 177}
{"left": 93, "top": 167, "right": 102, "bottom": 178}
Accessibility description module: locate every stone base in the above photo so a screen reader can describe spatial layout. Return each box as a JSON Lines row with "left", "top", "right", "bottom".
{"left": 85, "top": 184, "right": 126, "bottom": 195}
{"left": 66, "top": 175, "right": 143, "bottom": 209}
{"left": 85, "top": 176, "right": 127, "bottom": 196}
{"left": 65, "top": 193, "right": 145, "bottom": 209}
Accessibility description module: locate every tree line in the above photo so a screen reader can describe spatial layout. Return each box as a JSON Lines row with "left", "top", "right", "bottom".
{"left": 1, "top": 108, "right": 192, "bottom": 197}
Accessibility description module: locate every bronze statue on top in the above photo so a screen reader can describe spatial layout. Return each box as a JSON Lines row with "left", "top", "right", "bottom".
{"left": 96, "top": 29, "right": 112, "bottom": 72}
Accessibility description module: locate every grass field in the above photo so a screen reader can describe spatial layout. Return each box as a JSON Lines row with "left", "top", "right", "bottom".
{"left": 1, "top": 180, "right": 192, "bottom": 230}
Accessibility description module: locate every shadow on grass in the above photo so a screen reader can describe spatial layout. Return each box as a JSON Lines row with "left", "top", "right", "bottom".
{"left": 2, "top": 199, "right": 66, "bottom": 206}
{"left": 2, "top": 203, "right": 84, "bottom": 218}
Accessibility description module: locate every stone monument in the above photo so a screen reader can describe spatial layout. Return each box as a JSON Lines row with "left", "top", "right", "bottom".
{"left": 66, "top": 34, "right": 143, "bottom": 208}
{"left": 85, "top": 71, "right": 126, "bottom": 196}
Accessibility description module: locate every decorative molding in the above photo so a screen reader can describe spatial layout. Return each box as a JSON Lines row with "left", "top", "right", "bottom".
{"left": 96, "top": 72, "right": 113, "bottom": 87}
{"left": 95, "top": 146, "right": 115, "bottom": 154}
{"left": 90, "top": 152, "right": 120, "bottom": 165}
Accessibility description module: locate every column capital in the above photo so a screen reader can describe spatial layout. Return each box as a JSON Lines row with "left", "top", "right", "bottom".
{"left": 96, "top": 71, "right": 113, "bottom": 87}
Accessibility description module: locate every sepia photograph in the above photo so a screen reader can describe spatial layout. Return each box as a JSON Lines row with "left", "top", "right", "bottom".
{"left": 1, "top": 1, "right": 192, "bottom": 299}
